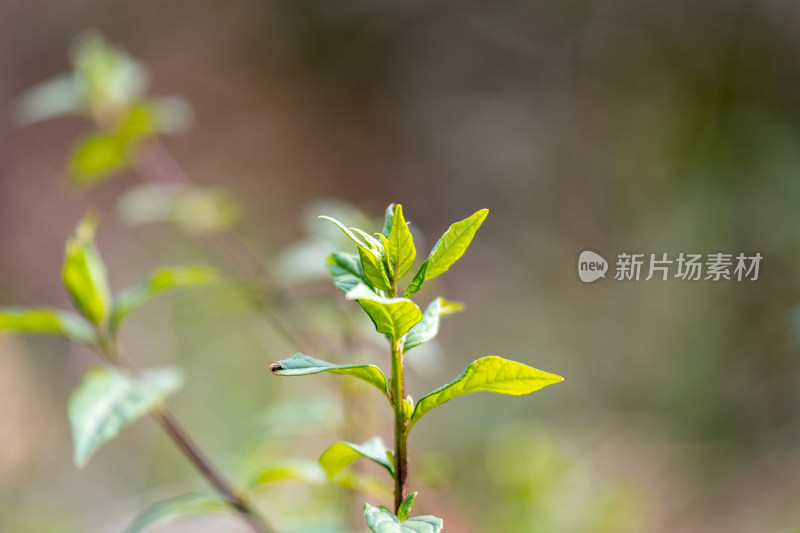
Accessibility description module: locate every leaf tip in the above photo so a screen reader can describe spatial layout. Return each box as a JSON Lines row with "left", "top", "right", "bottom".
{"left": 268, "top": 362, "right": 285, "bottom": 374}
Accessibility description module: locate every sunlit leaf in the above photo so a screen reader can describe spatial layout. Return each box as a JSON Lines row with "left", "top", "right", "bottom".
{"left": 408, "top": 356, "right": 563, "bottom": 430}
{"left": 397, "top": 492, "right": 418, "bottom": 522}
{"left": 326, "top": 252, "right": 373, "bottom": 293}
{"left": 320, "top": 437, "right": 394, "bottom": 478}
{"left": 346, "top": 284, "right": 422, "bottom": 339}
{"left": 61, "top": 214, "right": 111, "bottom": 324}
{"left": 248, "top": 460, "right": 327, "bottom": 489}
{"left": 364, "top": 504, "right": 443, "bottom": 533}
{"left": 319, "top": 215, "right": 368, "bottom": 249}
{"left": 124, "top": 493, "right": 230, "bottom": 533}
{"left": 111, "top": 266, "right": 218, "bottom": 332}
{"left": 386, "top": 205, "right": 416, "bottom": 281}
{"left": 68, "top": 133, "right": 128, "bottom": 185}
{"left": 270, "top": 353, "right": 390, "bottom": 403}
{"left": 403, "top": 298, "right": 464, "bottom": 352}
{"left": 424, "top": 209, "right": 488, "bottom": 280}
{"left": 69, "top": 366, "right": 183, "bottom": 467}
{"left": 0, "top": 307, "right": 95, "bottom": 345}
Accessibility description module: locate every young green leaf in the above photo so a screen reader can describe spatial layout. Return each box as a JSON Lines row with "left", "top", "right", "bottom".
{"left": 381, "top": 203, "right": 395, "bottom": 238}
{"left": 424, "top": 209, "right": 488, "bottom": 280}
{"left": 364, "top": 504, "right": 443, "bottom": 533}
{"left": 404, "top": 260, "right": 428, "bottom": 298}
{"left": 124, "top": 493, "right": 231, "bottom": 533}
{"left": 346, "top": 284, "right": 423, "bottom": 339}
{"left": 386, "top": 205, "right": 416, "bottom": 280}
{"left": 403, "top": 297, "right": 465, "bottom": 352}
{"left": 320, "top": 436, "right": 394, "bottom": 478}
{"left": 69, "top": 366, "right": 184, "bottom": 468}
{"left": 269, "top": 353, "right": 390, "bottom": 403}
{"left": 408, "top": 356, "right": 563, "bottom": 430}
{"left": 326, "top": 252, "right": 374, "bottom": 293}
{"left": 248, "top": 459, "right": 327, "bottom": 489}
{"left": 397, "top": 492, "right": 418, "bottom": 522}
{"left": 358, "top": 244, "right": 392, "bottom": 293}
{"left": 111, "top": 265, "right": 218, "bottom": 332}
{"left": 0, "top": 307, "right": 96, "bottom": 345}
{"left": 62, "top": 214, "right": 112, "bottom": 324}
{"left": 319, "top": 215, "right": 369, "bottom": 249}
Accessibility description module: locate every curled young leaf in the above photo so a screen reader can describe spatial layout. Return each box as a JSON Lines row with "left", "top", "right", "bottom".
{"left": 346, "top": 284, "right": 422, "bottom": 339}
{"left": 397, "top": 492, "right": 418, "bottom": 522}
{"left": 408, "top": 356, "right": 563, "bottom": 430}
{"left": 62, "top": 214, "right": 112, "bottom": 324}
{"left": 0, "top": 307, "right": 95, "bottom": 345}
{"left": 326, "top": 252, "right": 373, "bottom": 293}
{"left": 269, "top": 353, "right": 390, "bottom": 403}
{"left": 364, "top": 504, "right": 443, "bottom": 533}
{"left": 320, "top": 436, "right": 394, "bottom": 478}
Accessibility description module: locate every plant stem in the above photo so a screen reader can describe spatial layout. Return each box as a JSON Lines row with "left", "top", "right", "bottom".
{"left": 99, "top": 333, "right": 274, "bottom": 533}
{"left": 391, "top": 335, "right": 408, "bottom": 514}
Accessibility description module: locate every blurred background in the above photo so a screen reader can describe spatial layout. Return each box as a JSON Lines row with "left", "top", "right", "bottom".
{"left": 2, "top": 0, "right": 800, "bottom": 531}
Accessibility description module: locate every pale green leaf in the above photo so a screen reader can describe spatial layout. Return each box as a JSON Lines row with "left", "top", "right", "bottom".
{"left": 69, "top": 366, "right": 183, "bottom": 467}
{"left": 397, "top": 492, "right": 418, "bottom": 522}
{"left": 270, "top": 353, "right": 390, "bottom": 403}
{"left": 409, "top": 356, "right": 563, "bottom": 429}
{"left": 111, "top": 266, "right": 218, "bottom": 332}
{"left": 326, "top": 252, "right": 373, "bottom": 293}
{"left": 381, "top": 204, "right": 395, "bottom": 238}
{"left": 62, "top": 214, "right": 111, "bottom": 324}
{"left": 364, "top": 504, "right": 443, "bottom": 533}
{"left": 346, "top": 284, "right": 422, "bottom": 339}
{"left": 13, "top": 73, "right": 85, "bottom": 125}
{"left": 387, "top": 205, "right": 416, "bottom": 280}
{"left": 403, "top": 297, "right": 464, "bottom": 353}
{"left": 0, "top": 307, "right": 95, "bottom": 345}
{"left": 320, "top": 437, "right": 394, "bottom": 478}
{"left": 424, "top": 209, "right": 488, "bottom": 280}
{"left": 319, "top": 215, "right": 368, "bottom": 249}
{"left": 124, "top": 493, "right": 230, "bottom": 533}
{"left": 248, "top": 459, "right": 327, "bottom": 489}
{"left": 68, "top": 133, "right": 129, "bottom": 186}
{"left": 403, "top": 261, "right": 428, "bottom": 298}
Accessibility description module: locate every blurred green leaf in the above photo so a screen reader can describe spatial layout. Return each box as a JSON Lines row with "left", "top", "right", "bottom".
{"left": 403, "top": 297, "right": 464, "bottom": 353}
{"left": 386, "top": 205, "right": 416, "bottom": 281}
{"left": 346, "top": 284, "right": 422, "bottom": 339}
{"left": 363, "top": 504, "right": 443, "bottom": 533}
{"left": 117, "top": 102, "right": 158, "bottom": 141}
{"left": 270, "top": 353, "right": 390, "bottom": 402}
{"left": 409, "top": 356, "right": 563, "bottom": 430}
{"left": 0, "top": 307, "right": 95, "bottom": 345}
{"left": 397, "top": 492, "right": 418, "bottom": 522}
{"left": 124, "top": 493, "right": 230, "bottom": 533}
{"left": 248, "top": 459, "right": 327, "bottom": 489}
{"left": 111, "top": 265, "right": 218, "bottom": 333}
{"left": 69, "top": 366, "right": 183, "bottom": 468}
{"left": 423, "top": 209, "right": 488, "bottom": 281}
{"left": 13, "top": 73, "right": 85, "bottom": 125}
{"left": 326, "top": 252, "right": 373, "bottom": 293}
{"left": 61, "top": 214, "right": 111, "bottom": 324}
{"left": 320, "top": 437, "right": 394, "bottom": 478}
{"left": 68, "top": 133, "right": 128, "bottom": 185}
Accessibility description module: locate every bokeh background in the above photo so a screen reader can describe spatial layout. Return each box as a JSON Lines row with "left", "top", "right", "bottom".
{"left": 3, "top": 0, "right": 800, "bottom": 531}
